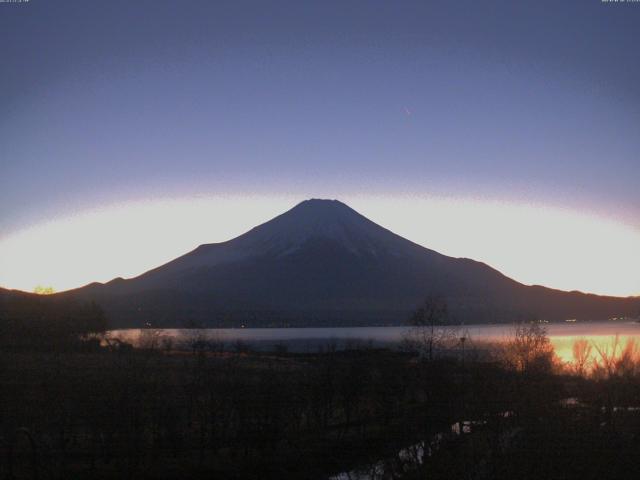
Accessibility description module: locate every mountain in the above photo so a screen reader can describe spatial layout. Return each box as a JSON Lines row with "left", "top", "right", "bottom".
{"left": 60, "top": 199, "right": 639, "bottom": 327}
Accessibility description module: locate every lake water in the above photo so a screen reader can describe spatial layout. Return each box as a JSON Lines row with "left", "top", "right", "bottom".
{"left": 108, "top": 320, "right": 640, "bottom": 363}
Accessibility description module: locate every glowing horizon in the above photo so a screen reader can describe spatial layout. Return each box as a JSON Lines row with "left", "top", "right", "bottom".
{"left": 0, "top": 195, "right": 638, "bottom": 298}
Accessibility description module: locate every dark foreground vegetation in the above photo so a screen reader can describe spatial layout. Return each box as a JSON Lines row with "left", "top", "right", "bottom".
{"left": 3, "top": 298, "right": 640, "bottom": 479}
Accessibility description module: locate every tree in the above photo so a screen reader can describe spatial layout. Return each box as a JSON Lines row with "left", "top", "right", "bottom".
{"left": 503, "top": 323, "right": 556, "bottom": 375}
{"left": 405, "top": 295, "right": 455, "bottom": 361}
{"left": 572, "top": 338, "right": 592, "bottom": 377}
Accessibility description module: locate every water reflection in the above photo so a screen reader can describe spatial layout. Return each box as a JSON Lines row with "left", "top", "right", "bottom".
{"left": 106, "top": 320, "right": 640, "bottom": 366}
{"left": 330, "top": 419, "right": 495, "bottom": 480}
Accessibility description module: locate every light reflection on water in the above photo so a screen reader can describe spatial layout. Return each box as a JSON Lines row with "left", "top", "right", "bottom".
{"left": 107, "top": 320, "right": 640, "bottom": 362}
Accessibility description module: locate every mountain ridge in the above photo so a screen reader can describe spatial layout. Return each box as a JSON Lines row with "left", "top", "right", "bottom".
{"left": 49, "top": 199, "right": 639, "bottom": 327}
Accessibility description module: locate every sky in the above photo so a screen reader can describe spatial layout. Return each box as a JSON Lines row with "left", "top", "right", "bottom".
{"left": 0, "top": 0, "right": 639, "bottom": 296}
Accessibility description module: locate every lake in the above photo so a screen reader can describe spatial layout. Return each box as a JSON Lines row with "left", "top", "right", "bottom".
{"left": 108, "top": 320, "right": 640, "bottom": 363}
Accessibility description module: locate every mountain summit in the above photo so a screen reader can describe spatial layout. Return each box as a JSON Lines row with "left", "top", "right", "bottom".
{"left": 131, "top": 199, "right": 425, "bottom": 289}
{"left": 66, "top": 199, "right": 638, "bottom": 327}
{"left": 198, "top": 198, "right": 422, "bottom": 258}
{"left": 238, "top": 199, "right": 400, "bottom": 255}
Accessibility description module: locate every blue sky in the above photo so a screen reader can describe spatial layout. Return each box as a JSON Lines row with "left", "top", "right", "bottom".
{"left": 1, "top": 1, "right": 639, "bottom": 295}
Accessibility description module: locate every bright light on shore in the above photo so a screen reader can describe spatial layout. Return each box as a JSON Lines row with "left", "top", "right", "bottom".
{"left": 0, "top": 195, "right": 638, "bottom": 297}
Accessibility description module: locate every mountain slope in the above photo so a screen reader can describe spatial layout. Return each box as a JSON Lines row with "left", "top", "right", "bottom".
{"left": 62, "top": 199, "right": 639, "bottom": 327}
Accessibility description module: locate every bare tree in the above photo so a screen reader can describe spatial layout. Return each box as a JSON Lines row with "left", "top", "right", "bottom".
{"left": 405, "top": 295, "right": 456, "bottom": 361}
{"left": 503, "top": 323, "right": 556, "bottom": 375}
{"left": 592, "top": 335, "right": 622, "bottom": 379}
{"left": 572, "top": 338, "right": 592, "bottom": 377}
{"left": 592, "top": 335, "right": 640, "bottom": 379}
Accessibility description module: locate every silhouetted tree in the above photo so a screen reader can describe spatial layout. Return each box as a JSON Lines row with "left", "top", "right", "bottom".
{"left": 502, "top": 323, "right": 556, "bottom": 375}
{"left": 406, "top": 295, "right": 456, "bottom": 361}
{"left": 572, "top": 338, "right": 592, "bottom": 376}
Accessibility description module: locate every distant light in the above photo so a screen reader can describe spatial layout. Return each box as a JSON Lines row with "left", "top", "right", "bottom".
{"left": 33, "top": 285, "right": 55, "bottom": 295}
